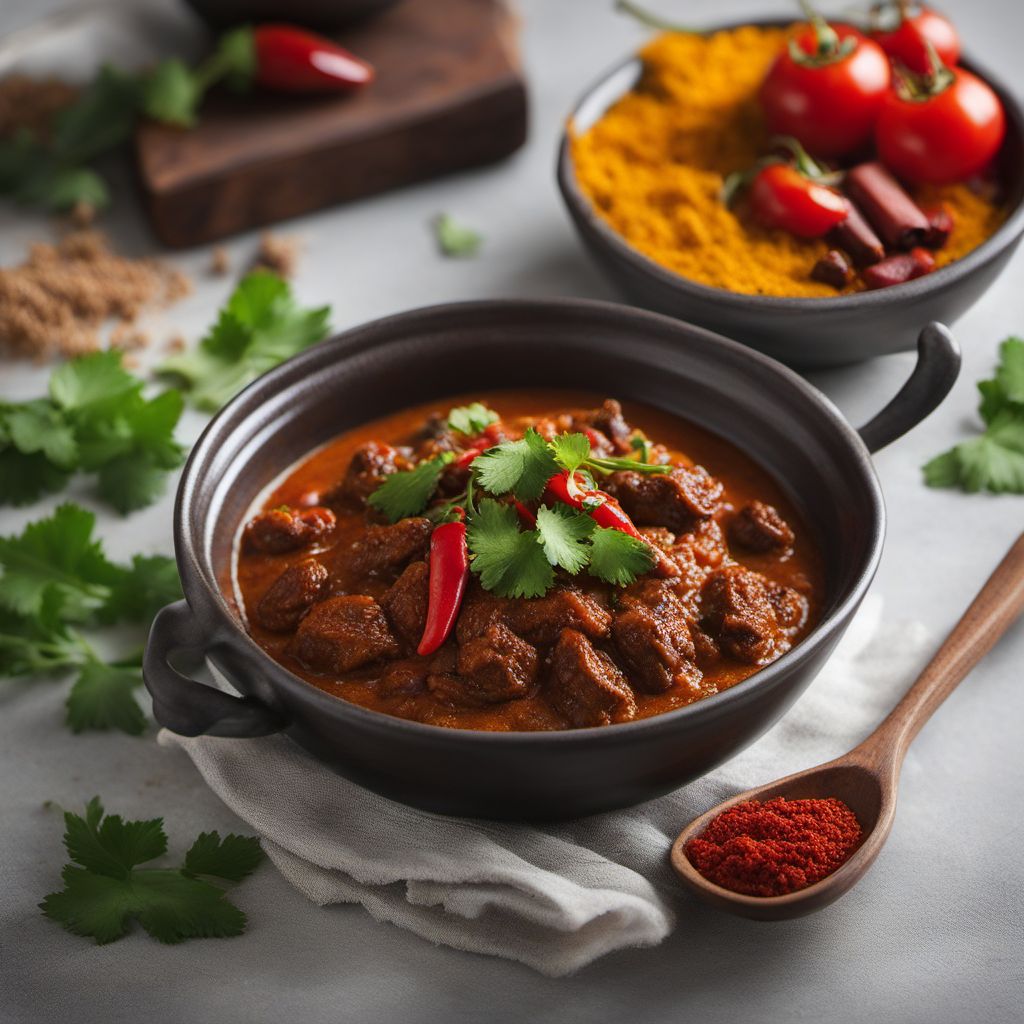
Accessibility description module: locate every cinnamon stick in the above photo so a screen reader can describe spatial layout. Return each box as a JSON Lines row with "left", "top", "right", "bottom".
{"left": 862, "top": 247, "right": 936, "bottom": 290}
{"left": 845, "top": 162, "right": 930, "bottom": 251}
{"left": 922, "top": 206, "right": 954, "bottom": 249}
{"left": 827, "top": 202, "right": 885, "bottom": 267}
{"left": 811, "top": 250, "right": 852, "bottom": 289}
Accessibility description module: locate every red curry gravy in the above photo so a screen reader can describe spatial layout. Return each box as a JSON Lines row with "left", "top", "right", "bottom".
{"left": 233, "top": 391, "right": 824, "bottom": 731}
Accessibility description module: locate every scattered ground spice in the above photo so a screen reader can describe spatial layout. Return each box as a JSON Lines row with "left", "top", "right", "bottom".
{"left": 685, "top": 796, "right": 863, "bottom": 897}
{"left": 0, "top": 230, "right": 192, "bottom": 361}
{"left": 252, "top": 231, "right": 299, "bottom": 278}
{"left": 571, "top": 26, "right": 1007, "bottom": 297}
{"left": 109, "top": 323, "right": 150, "bottom": 351}
{"left": 164, "top": 333, "right": 187, "bottom": 354}
{"left": 0, "top": 74, "right": 78, "bottom": 141}
{"left": 209, "top": 246, "right": 231, "bottom": 276}
{"left": 68, "top": 200, "right": 97, "bottom": 229}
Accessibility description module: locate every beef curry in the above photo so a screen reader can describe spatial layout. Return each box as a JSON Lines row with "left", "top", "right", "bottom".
{"left": 233, "top": 392, "right": 823, "bottom": 731}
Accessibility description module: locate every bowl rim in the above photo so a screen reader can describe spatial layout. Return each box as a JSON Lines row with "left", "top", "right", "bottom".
{"left": 175, "top": 297, "right": 886, "bottom": 746}
{"left": 556, "top": 18, "right": 1024, "bottom": 312}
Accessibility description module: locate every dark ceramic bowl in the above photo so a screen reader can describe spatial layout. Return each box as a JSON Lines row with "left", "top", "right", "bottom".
{"left": 183, "top": 0, "right": 401, "bottom": 32}
{"left": 557, "top": 22, "right": 1024, "bottom": 368}
{"left": 145, "top": 300, "right": 960, "bottom": 820}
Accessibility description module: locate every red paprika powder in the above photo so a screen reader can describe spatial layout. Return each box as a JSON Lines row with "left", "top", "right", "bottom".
{"left": 685, "top": 796, "right": 863, "bottom": 897}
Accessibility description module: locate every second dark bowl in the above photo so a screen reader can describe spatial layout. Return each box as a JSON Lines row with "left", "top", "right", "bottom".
{"left": 557, "top": 22, "right": 1024, "bottom": 368}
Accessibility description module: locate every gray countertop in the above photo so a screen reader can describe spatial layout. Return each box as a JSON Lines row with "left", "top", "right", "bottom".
{"left": 2, "top": 1, "right": 1022, "bottom": 1022}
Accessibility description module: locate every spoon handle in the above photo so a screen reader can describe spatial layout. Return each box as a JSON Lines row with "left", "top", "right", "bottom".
{"left": 856, "top": 532, "right": 1024, "bottom": 766}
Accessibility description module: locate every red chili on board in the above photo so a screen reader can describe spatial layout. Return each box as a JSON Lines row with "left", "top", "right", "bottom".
{"left": 248, "top": 24, "right": 374, "bottom": 93}
{"left": 685, "top": 796, "right": 863, "bottom": 897}
{"left": 417, "top": 515, "right": 470, "bottom": 657}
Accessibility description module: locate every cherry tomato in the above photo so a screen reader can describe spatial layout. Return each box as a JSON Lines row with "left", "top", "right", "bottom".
{"left": 759, "top": 24, "right": 891, "bottom": 158}
{"left": 871, "top": 4, "right": 960, "bottom": 75}
{"left": 748, "top": 164, "right": 849, "bottom": 237}
{"left": 876, "top": 68, "right": 1006, "bottom": 184}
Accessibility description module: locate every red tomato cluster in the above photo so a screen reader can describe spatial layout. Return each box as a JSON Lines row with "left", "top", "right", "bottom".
{"left": 756, "top": 2, "right": 1005, "bottom": 195}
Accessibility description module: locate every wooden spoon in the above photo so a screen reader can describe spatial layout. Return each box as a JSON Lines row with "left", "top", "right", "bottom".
{"left": 670, "top": 532, "right": 1024, "bottom": 920}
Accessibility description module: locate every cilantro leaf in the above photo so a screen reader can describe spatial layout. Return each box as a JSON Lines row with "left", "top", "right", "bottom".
{"left": 473, "top": 428, "right": 559, "bottom": 501}
{"left": 0, "top": 504, "right": 121, "bottom": 621}
{"left": 98, "top": 555, "right": 183, "bottom": 625}
{"left": 447, "top": 403, "right": 499, "bottom": 436}
{"left": 550, "top": 432, "right": 591, "bottom": 476}
{"left": 0, "top": 593, "right": 83, "bottom": 677}
{"left": 367, "top": 453, "right": 453, "bottom": 523}
{"left": 19, "top": 165, "right": 110, "bottom": 212}
{"left": 535, "top": 504, "right": 594, "bottom": 574}
{"left": 41, "top": 799, "right": 262, "bottom": 945}
{"left": 467, "top": 499, "right": 554, "bottom": 598}
{"left": 433, "top": 214, "right": 482, "bottom": 258}
{"left": 184, "top": 833, "right": 264, "bottom": 883}
{"left": 158, "top": 272, "right": 331, "bottom": 411}
{"left": 66, "top": 660, "right": 146, "bottom": 735}
{"left": 1, "top": 354, "right": 185, "bottom": 514}
{"left": 52, "top": 64, "right": 143, "bottom": 164}
{"left": 587, "top": 527, "right": 655, "bottom": 587}
{"left": 924, "top": 338, "right": 1024, "bottom": 494}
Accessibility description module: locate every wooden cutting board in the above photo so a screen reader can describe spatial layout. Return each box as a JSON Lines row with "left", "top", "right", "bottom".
{"left": 135, "top": 0, "right": 527, "bottom": 248}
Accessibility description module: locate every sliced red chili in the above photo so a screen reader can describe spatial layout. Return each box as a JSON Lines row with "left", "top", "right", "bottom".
{"left": 251, "top": 24, "right": 374, "bottom": 92}
{"left": 417, "top": 518, "right": 470, "bottom": 657}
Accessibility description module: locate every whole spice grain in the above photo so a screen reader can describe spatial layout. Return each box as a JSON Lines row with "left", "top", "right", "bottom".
{"left": 0, "top": 230, "right": 191, "bottom": 361}
{"left": 0, "top": 74, "right": 79, "bottom": 141}
{"left": 252, "top": 232, "right": 299, "bottom": 279}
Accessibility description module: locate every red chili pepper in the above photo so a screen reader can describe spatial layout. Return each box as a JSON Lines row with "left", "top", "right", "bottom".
{"left": 417, "top": 517, "right": 470, "bottom": 657}
{"left": 453, "top": 447, "right": 482, "bottom": 470}
{"left": 543, "top": 472, "right": 675, "bottom": 577}
{"left": 251, "top": 25, "right": 374, "bottom": 93}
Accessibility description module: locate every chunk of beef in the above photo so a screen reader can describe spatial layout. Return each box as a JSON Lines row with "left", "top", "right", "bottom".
{"left": 255, "top": 558, "right": 328, "bottom": 632}
{"left": 454, "top": 623, "right": 539, "bottom": 702}
{"left": 672, "top": 518, "right": 728, "bottom": 569}
{"left": 378, "top": 661, "right": 428, "bottom": 697}
{"left": 455, "top": 583, "right": 611, "bottom": 647}
{"left": 547, "top": 629, "right": 636, "bottom": 728}
{"left": 244, "top": 506, "right": 336, "bottom": 555}
{"left": 347, "top": 518, "right": 431, "bottom": 580}
{"left": 700, "top": 564, "right": 788, "bottom": 665}
{"left": 506, "top": 588, "right": 612, "bottom": 646}
{"left": 585, "top": 399, "right": 633, "bottom": 453}
{"left": 380, "top": 561, "right": 429, "bottom": 647}
{"left": 327, "top": 441, "right": 404, "bottom": 508}
{"left": 729, "top": 501, "right": 795, "bottom": 554}
{"left": 290, "top": 595, "right": 399, "bottom": 673}
{"left": 638, "top": 526, "right": 676, "bottom": 551}
{"left": 612, "top": 580, "right": 701, "bottom": 693}
{"left": 605, "top": 465, "right": 723, "bottom": 532}
{"left": 767, "top": 581, "right": 809, "bottom": 635}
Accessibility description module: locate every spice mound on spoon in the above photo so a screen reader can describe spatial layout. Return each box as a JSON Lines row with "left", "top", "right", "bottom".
{"left": 670, "top": 531, "right": 1024, "bottom": 920}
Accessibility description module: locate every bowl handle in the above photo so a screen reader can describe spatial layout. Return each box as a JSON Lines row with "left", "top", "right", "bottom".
{"left": 144, "top": 600, "right": 285, "bottom": 738}
{"left": 857, "top": 322, "right": 961, "bottom": 454}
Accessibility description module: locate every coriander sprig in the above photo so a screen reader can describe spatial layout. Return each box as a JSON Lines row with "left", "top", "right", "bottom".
{"left": 40, "top": 797, "right": 263, "bottom": 944}
{"left": 0, "top": 503, "right": 183, "bottom": 734}
{"left": 924, "top": 337, "right": 1024, "bottom": 493}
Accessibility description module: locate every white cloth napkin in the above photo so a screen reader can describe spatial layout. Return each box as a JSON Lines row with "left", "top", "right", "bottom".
{"left": 158, "top": 595, "right": 930, "bottom": 976}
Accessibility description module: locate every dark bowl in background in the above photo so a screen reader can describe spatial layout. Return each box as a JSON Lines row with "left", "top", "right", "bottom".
{"left": 557, "top": 21, "right": 1024, "bottom": 368}
{"left": 144, "top": 300, "right": 960, "bottom": 820}
{"left": 183, "top": 0, "right": 401, "bottom": 32}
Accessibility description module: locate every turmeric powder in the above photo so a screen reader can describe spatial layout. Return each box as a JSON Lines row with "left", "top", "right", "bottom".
{"left": 570, "top": 26, "right": 1006, "bottom": 297}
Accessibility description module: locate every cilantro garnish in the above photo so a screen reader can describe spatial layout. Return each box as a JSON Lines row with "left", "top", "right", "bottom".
{"left": 158, "top": 271, "right": 331, "bottom": 411}
{"left": 588, "top": 527, "right": 655, "bottom": 586}
{"left": 0, "top": 352, "right": 185, "bottom": 514}
{"left": 433, "top": 214, "right": 483, "bottom": 258}
{"left": 474, "top": 428, "right": 560, "bottom": 500}
{"left": 534, "top": 504, "right": 594, "bottom": 574}
{"left": 0, "top": 504, "right": 182, "bottom": 734}
{"left": 447, "top": 403, "right": 499, "bottom": 436}
{"left": 368, "top": 453, "right": 454, "bottom": 523}
{"left": 40, "top": 797, "right": 263, "bottom": 945}
{"left": 924, "top": 338, "right": 1024, "bottom": 493}
{"left": 466, "top": 500, "right": 554, "bottom": 598}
